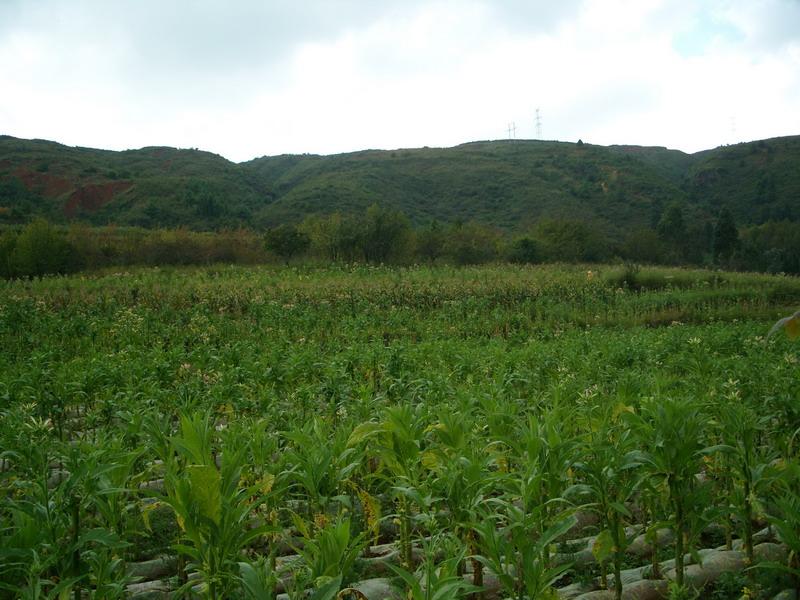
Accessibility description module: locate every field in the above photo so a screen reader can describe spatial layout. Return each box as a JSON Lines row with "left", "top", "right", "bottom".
{"left": 1, "top": 263, "right": 800, "bottom": 599}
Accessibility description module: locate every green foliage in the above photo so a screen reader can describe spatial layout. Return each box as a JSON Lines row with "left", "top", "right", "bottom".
{"left": 713, "top": 209, "right": 740, "bottom": 264}
{"left": 442, "top": 221, "right": 501, "bottom": 265}
{"left": 264, "top": 223, "right": 310, "bottom": 262}
{"left": 292, "top": 514, "right": 366, "bottom": 585}
{"left": 5, "top": 133, "right": 799, "bottom": 241}
{"left": 2, "top": 263, "right": 800, "bottom": 597}
{"left": 627, "top": 398, "right": 716, "bottom": 587}
{"left": 388, "top": 536, "right": 477, "bottom": 600}
{"left": 532, "top": 218, "right": 609, "bottom": 262}
{"left": 507, "top": 236, "right": 540, "bottom": 264}
{"left": 157, "top": 413, "right": 275, "bottom": 599}
{"left": 5, "top": 219, "right": 81, "bottom": 278}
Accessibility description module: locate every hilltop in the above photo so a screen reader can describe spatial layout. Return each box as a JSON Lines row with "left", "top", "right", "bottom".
{"left": 1, "top": 134, "right": 798, "bottom": 232}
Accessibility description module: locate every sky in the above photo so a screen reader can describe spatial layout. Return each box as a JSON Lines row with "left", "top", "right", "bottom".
{"left": 1, "top": 0, "right": 799, "bottom": 162}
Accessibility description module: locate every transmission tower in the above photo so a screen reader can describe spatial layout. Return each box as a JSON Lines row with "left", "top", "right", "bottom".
{"left": 535, "top": 108, "right": 542, "bottom": 138}
{"left": 507, "top": 122, "right": 517, "bottom": 139}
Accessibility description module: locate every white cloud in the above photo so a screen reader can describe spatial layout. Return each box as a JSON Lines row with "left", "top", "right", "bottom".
{"left": 0, "top": 0, "right": 798, "bottom": 161}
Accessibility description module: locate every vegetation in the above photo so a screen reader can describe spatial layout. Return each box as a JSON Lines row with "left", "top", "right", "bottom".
{"left": 2, "top": 209, "right": 800, "bottom": 280}
{"left": 2, "top": 134, "right": 799, "bottom": 235}
{"left": 1, "top": 263, "right": 800, "bottom": 599}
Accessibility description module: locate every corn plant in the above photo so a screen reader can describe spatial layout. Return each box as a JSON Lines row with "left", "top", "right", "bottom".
{"left": 347, "top": 404, "right": 430, "bottom": 569}
{"left": 425, "top": 411, "right": 496, "bottom": 588}
{"left": 757, "top": 459, "right": 800, "bottom": 595}
{"left": 570, "top": 419, "right": 643, "bottom": 600}
{"left": 156, "top": 412, "right": 275, "bottom": 599}
{"left": 238, "top": 555, "right": 278, "bottom": 600}
{"left": 1, "top": 436, "right": 131, "bottom": 600}
{"left": 504, "top": 410, "right": 577, "bottom": 568}
{"left": 626, "top": 397, "right": 716, "bottom": 587}
{"left": 388, "top": 535, "right": 477, "bottom": 600}
{"left": 475, "top": 505, "right": 576, "bottom": 600}
{"left": 284, "top": 417, "right": 361, "bottom": 518}
{"left": 290, "top": 513, "right": 366, "bottom": 587}
{"left": 713, "top": 404, "right": 776, "bottom": 567}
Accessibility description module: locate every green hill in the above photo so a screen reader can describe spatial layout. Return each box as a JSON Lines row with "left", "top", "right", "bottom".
{"left": 686, "top": 136, "right": 800, "bottom": 224}
{"left": 1, "top": 134, "right": 798, "bottom": 232}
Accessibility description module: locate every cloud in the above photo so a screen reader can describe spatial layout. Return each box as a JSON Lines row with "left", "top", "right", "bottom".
{"left": 0, "top": 0, "right": 798, "bottom": 161}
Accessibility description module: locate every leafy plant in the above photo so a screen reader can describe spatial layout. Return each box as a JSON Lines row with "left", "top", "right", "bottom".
{"left": 157, "top": 413, "right": 275, "bottom": 599}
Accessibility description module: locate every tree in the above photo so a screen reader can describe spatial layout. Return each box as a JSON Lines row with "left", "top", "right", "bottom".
{"left": 507, "top": 236, "right": 539, "bottom": 264}
{"left": 361, "top": 204, "right": 411, "bottom": 264}
{"left": 414, "top": 220, "right": 446, "bottom": 263}
{"left": 619, "top": 228, "right": 667, "bottom": 264}
{"left": 264, "top": 224, "right": 310, "bottom": 263}
{"left": 10, "top": 218, "right": 80, "bottom": 278}
{"left": 299, "top": 213, "right": 361, "bottom": 262}
{"left": 656, "top": 202, "right": 686, "bottom": 244}
{"left": 656, "top": 202, "right": 688, "bottom": 263}
{"left": 443, "top": 221, "right": 501, "bottom": 265}
{"left": 532, "top": 218, "right": 609, "bottom": 263}
{"left": 712, "top": 208, "right": 739, "bottom": 263}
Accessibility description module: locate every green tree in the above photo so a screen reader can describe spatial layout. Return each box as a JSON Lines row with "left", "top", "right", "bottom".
{"left": 656, "top": 203, "right": 688, "bottom": 263}
{"left": 0, "top": 229, "right": 17, "bottom": 278}
{"left": 507, "top": 236, "right": 539, "bottom": 264}
{"left": 10, "top": 218, "right": 80, "bottom": 278}
{"left": 532, "top": 218, "right": 609, "bottom": 263}
{"left": 299, "top": 213, "right": 362, "bottom": 262}
{"left": 712, "top": 208, "right": 739, "bottom": 263}
{"left": 361, "top": 204, "right": 411, "bottom": 264}
{"left": 414, "top": 221, "right": 446, "bottom": 263}
{"left": 263, "top": 224, "right": 310, "bottom": 263}
{"left": 619, "top": 228, "right": 667, "bottom": 264}
{"left": 443, "top": 221, "right": 500, "bottom": 265}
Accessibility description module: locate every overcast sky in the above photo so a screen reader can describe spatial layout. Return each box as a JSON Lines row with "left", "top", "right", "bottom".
{"left": 1, "top": 0, "right": 799, "bottom": 162}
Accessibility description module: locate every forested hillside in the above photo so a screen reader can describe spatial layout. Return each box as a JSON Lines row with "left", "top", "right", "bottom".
{"left": 1, "top": 134, "right": 798, "bottom": 232}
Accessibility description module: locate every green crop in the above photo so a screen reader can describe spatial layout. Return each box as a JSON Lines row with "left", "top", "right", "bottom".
{"left": 1, "top": 263, "right": 799, "bottom": 598}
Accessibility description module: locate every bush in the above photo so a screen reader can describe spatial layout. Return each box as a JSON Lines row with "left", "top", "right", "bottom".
{"left": 7, "top": 219, "right": 81, "bottom": 278}
{"left": 507, "top": 236, "right": 539, "bottom": 264}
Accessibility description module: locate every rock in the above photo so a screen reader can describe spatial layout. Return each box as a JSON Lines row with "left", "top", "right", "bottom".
{"left": 553, "top": 548, "right": 595, "bottom": 567}
{"left": 663, "top": 550, "right": 745, "bottom": 588}
{"left": 127, "top": 579, "right": 171, "bottom": 599}
{"left": 616, "top": 565, "right": 650, "bottom": 587}
{"left": 620, "top": 579, "right": 668, "bottom": 600}
{"left": 659, "top": 547, "right": 718, "bottom": 572}
{"left": 357, "top": 549, "right": 400, "bottom": 577}
{"left": 754, "top": 542, "right": 789, "bottom": 563}
{"left": 628, "top": 529, "right": 674, "bottom": 558}
{"left": 128, "top": 555, "right": 178, "bottom": 580}
{"left": 139, "top": 478, "right": 165, "bottom": 492}
{"left": 773, "top": 591, "right": 798, "bottom": 600}
{"left": 754, "top": 526, "right": 774, "bottom": 545}
{"left": 563, "top": 511, "right": 602, "bottom": 539}
{"left": 558, "top": 581, "right": 596, "bottom": 599}
{"left": 46, "top": 469, "right": 70, "bottom": 489}
{"left": 573, "top": 591, "right": 615, "bottom": 600}
{"left": 348, "top": 577, "right": 401, "bottom": 600}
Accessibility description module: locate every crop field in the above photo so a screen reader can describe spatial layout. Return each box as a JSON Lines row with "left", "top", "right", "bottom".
{"left": 1, "top": 263, "right": 800, "bottom": 600}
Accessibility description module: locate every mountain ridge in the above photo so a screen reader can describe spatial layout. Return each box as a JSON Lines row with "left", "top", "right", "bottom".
{"left": 1, "top": 134, "right": 798, "bottom": 231}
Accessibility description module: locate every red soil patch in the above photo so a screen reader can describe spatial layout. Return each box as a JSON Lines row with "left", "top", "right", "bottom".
{"left": 13, "top": 167, "right": 73, "bottom": 198}
{"left": 64, "top": 181, "right": 133, "bottom": 217}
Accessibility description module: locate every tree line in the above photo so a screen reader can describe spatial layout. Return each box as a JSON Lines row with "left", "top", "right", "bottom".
{"left": 1, "top": 203, "right": 799, "bottom": 278}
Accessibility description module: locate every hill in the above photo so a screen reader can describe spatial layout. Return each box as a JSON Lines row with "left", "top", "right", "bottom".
{"left": 1, "top": 134, "right": 798, "bottom": 232}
